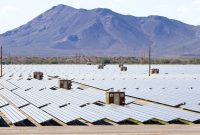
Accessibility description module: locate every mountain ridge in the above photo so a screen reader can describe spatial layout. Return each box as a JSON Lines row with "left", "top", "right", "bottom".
{"left": 0, "top": 4, "right": 200, "bottom": 57}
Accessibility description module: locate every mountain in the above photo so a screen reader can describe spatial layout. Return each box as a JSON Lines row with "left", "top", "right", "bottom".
{"left": 0, "top": 4, "right": 200, "bottom": 57}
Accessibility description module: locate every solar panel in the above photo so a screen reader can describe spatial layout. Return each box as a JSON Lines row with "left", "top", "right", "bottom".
{"left": 0, "top": 105, "right": 27, "bottom": 124}
{"left": 21, "top": 105, "right": 53, "bottom": 124}
{"left": 1, "top": 64, "right": 200, "bottom": 125}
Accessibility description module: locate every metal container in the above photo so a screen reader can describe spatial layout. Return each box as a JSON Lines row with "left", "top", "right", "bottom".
{"left": 151, "top": 68, "right": 159, "bottom": 74}
{"left": 106, "top": 91, "right": 125, "bottom": 105}
{"left": 33, "top": 72, "right": 43, "bottom": 80}
{"left": 59, "top": 80, "right": 72, "bottom": 90}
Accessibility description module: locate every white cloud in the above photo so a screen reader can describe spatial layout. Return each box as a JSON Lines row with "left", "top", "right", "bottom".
{"left": 174, "top": 1, "right": 200, "bottom": 25}
{"left": 176, "top": 7, "right": 186, "bottom": 13}
{"left": 192, "top": 0, "right": 200, "bottom": 5}
{"left": 0, "top": 5, "right": 17, "bottom": 14}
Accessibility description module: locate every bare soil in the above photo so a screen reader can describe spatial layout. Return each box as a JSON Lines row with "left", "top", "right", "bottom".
{"left": 0, "top": 125, "right": 200, "bottom": 135}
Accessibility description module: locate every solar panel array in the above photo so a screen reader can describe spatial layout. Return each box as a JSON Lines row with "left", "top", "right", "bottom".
{"left": 0, "top": 65, "right": 200, "bottom": 126}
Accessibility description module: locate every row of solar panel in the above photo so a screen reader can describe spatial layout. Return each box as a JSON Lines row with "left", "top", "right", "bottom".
{"left": 1, "top": 81, "right": 200, "bottom": 125}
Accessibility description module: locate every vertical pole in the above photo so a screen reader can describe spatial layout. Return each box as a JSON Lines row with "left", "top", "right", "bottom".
{"left": 75, "top": 53, "right": 77, "bottom": 64}
{"left": 1, "top": 46, "right": 2, "bottom": 77}
{"left": 149, "top": 46, "right": 151, "bottom": 76}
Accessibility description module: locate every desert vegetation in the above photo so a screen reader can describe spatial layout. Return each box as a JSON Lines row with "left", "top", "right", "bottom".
{"left": 3, "top": 56, "right": 200, "bottom": 64}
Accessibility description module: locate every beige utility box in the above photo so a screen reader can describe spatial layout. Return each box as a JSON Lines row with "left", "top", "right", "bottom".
{"left": 98, "top": 64, "right": 104, "bottom": 69}
{"left": 106, "top": 91, "right": 125, "bottom": 105}
{"left": 33, "top": 72, "right": 43, "bottom": 80}
{"left": 151, "top": 68, "right": 159, "bottom": 74}
{"left": 120, "top": 66, "right": 127, "bottom": 71}
{"left": 59, "top": 80, "right": 72, "bottom": 90}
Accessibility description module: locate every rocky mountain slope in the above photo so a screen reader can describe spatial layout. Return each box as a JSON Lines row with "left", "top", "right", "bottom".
{"left": 0, "top": 4, "right": 200, "bottom": 57}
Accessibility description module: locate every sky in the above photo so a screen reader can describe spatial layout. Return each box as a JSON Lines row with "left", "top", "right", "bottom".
{"left": 0, "top": 0, "right": 200, "bottom": 34}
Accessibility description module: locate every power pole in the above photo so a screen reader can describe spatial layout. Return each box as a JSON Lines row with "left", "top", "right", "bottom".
{"left": 1, "top": 46, "right": 2, "bottom": 77}
{"left": 149, "top": 46, "right": 151, "bottom": 76}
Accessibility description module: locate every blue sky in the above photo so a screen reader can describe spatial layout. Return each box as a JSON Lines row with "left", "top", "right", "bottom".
{"left": 0, "top": 0, "right": 200, "bottom": 34}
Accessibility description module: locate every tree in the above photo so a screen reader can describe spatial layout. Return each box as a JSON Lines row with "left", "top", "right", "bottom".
{"left": 102, "top": 58, "right": 111, "bottom": 64}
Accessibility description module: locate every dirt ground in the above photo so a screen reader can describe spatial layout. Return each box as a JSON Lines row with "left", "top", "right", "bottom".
{"left": 0, "top": 125, "right": 200, "bottom": 135}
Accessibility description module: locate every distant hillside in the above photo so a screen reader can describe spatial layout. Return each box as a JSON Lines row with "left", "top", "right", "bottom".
{"left": 0, "top": 4, "right": 200, "bottom": 57}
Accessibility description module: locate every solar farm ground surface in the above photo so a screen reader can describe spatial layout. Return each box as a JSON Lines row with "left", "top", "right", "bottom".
{"left": 0, "top": 64, "right": 200, "bottom": 134}
{"left": 0, "top": 125, "right": 200, "bottom": 135}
